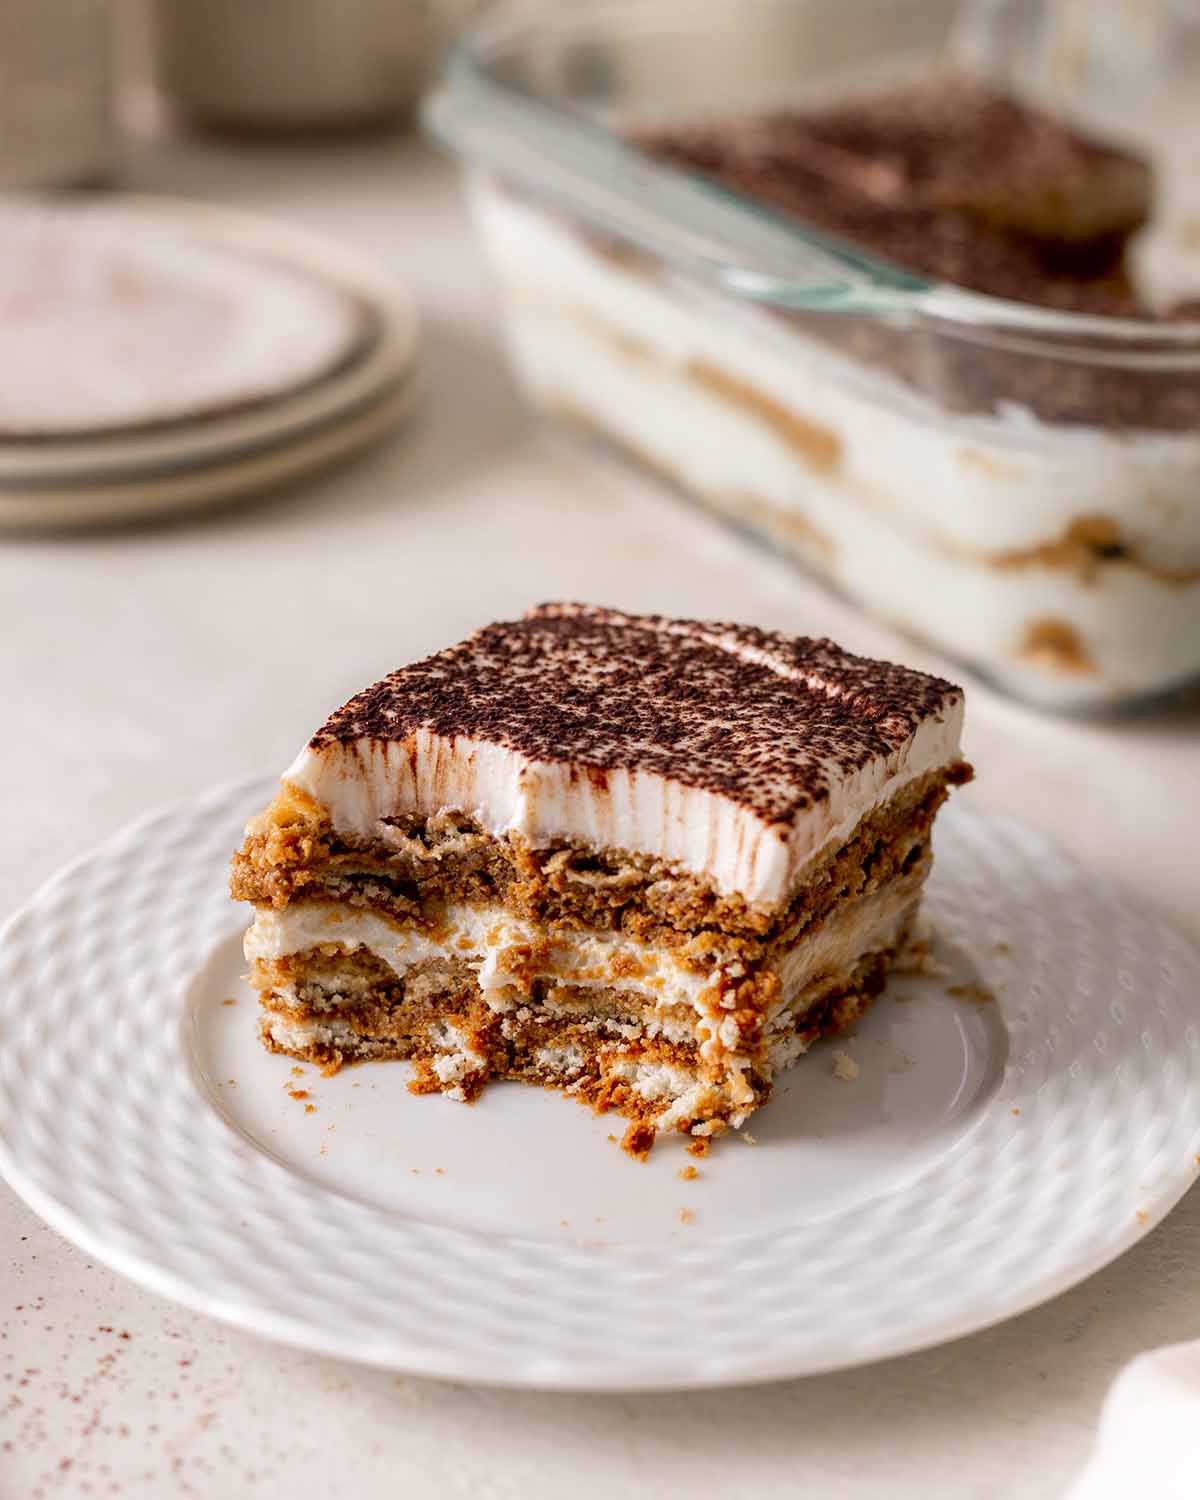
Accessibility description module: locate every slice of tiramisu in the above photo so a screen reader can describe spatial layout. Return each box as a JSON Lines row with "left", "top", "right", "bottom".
{"left": 232, "top": 605, "right": 971, "bottom": 1153}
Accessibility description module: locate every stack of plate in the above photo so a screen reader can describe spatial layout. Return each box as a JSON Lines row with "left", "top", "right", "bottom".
{"left": 0, "top": 196, "right": 419, "bottom": 529}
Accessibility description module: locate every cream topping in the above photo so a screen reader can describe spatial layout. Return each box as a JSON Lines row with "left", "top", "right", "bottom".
{"left": 283, "top": 707, "right": 959, "bottom": 908}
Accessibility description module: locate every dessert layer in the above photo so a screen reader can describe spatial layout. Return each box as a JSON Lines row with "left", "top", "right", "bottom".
{"left": 632, "top": 75, "right": 1151, "bottom": 311}
{"left": 509, "top": 309, "right": 1200, "bottom": 703}
{"left": 475, "top": 186, "right": 1200, "bottom": 544}
{"left": 256, "top": 944, "right": 894, "bottom": 1145}
{"left": 247, "top": 900, "right": 717, "bottom": 1014}
{"left": 281, "top": 603, "right": 963, "bottom": 909}
{"left": 796, "top": 75, "right": 1149, "bottom": 243}
{"left": 246, "top": 868, "right": 922, "bottom": 1031}
{"left": 245, "top": 825, "right": 927, "bottom": 1146}
{"left": 233, "top": 764, "right": 956, "bottom": 944}
{"left": 471, "top": 184, "right": 1200, "bottom": 703}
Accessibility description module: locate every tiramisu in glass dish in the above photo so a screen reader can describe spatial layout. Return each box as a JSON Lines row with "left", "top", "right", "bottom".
{"left": 232, "top": 605, "right": 970, "bottom": 1154}
{"left": 428, "top": 0, "right": 1200, "bottom": 709}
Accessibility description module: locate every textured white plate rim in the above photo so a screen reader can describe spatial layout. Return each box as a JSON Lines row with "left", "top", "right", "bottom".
{"left": 2, "top": 1138, "right": 1193, "bottom": 1395}
{"left": 0, "top": 773, "right": 1197, "bottom": 1392}
{"left": 0, "top": 195, "right": 419, "bottom": 484}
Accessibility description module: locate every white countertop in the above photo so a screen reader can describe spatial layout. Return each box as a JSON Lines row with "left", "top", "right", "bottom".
{"left": 2, "top": 129, "right": 1198, "bottom": 1500}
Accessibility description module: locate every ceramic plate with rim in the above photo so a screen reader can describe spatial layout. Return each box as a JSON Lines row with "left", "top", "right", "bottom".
{"left": 0, "top": 372, "right": 418, "bottom": 530}
{"left": 0, "top": 775, "right": 1197, "bottom": 1391}
{"left": 0, "top": 196, "right": 418, "bottom": 486}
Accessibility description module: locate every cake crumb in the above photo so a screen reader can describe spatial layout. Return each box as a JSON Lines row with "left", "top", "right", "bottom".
{"left": 226, "top": 1079, "right": 236, "bottom": 1088}
{"left": 679, "top": 1208, "right": 694, "bottom": 1225}
{"left": 895, "top": 918, "right": 950, "bottom": 977}
{"left": 832, "top": 1050, "right": 859, "bottom": 1082}
{"left": 607, "top": 1134, "right": 617, "bottom": 1144}
{"left": 304, "top": 1104, "right": 315, "bottom": 1114}
{"left": 220, "top": 997, "right": 237, "bottom": 1007}
{"left": 1135, "top": 1210, "right": 1149, "bottom": 1224}
{"left": 621, "top": 1121, "right": 655, "bottom": 1160}
{"left": 678, "top": 1165, "right": 699, "bottom": 1181}
{"left": 435, "top": 1168, "right": 444, "bottom": 1176}
{"left": 994, "top": 941, "right": 1012, "bottom": 955}
{"left": 740, "top": 1131, "right": 758, "bottom": 1146}
{"left": 288, "top": 1089, "right": 310, "bottom": 1100}
{"left": 947, "top": 982, "right": 995, "bottom": 1004}
{"left": 291, "top": 1066, "right": 305, "bottom": 1077}
{"left": 559, "top": 1219, "right": 569, "bottom": 1228}
{"left": 687, "top": 1137, "right": 711, "bottom": 1159}
{"left": 1012, "top": 1107, "right": 1021, "bottom": 1116}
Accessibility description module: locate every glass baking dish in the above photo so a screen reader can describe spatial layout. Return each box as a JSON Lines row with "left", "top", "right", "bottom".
{"left": 426, "top": 0, "right": 1200, "bottom": 709}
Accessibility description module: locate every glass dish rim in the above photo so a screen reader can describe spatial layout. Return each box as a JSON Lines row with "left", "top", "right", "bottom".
{"left": 427, "top": 0, "right": 1200, "bottom": 361}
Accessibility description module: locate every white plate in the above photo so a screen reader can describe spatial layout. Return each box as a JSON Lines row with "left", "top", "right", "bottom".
{"left": 0, "top": 373, "right": 417, "bottom": 530}
{"left": 0, "top": 196, "right": 418, "bottom": 485}
{"left": 0, "top": 198, "right": 370, "bottom": 439}
{"left": 0, "top": 776, "right": 1197, "bottom": 1391}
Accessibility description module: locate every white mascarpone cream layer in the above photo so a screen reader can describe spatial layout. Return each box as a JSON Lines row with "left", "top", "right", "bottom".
{"left": 246, "top": 902, "right": 718, "bottom": 1014}
{"left": 245, "top": 877, "right": 920, "bottom": 1027}
{"left": 771, "top": 879, "right": 919, "bottom": 1012}
{"left": 283, "top": 710, "right": 959, "bottom": 909}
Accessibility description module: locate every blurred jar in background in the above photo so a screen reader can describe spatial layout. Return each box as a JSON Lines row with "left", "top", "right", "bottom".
{"left": 0, "top": 0, "right": 114, "bottom": 185}
{"left": 149, "top": 0, "right": 478, "bottom": 136}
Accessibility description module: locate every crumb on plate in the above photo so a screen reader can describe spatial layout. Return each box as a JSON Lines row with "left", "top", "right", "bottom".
{"left": 947, "top": 981, "right": 995, "bottom": 1004}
